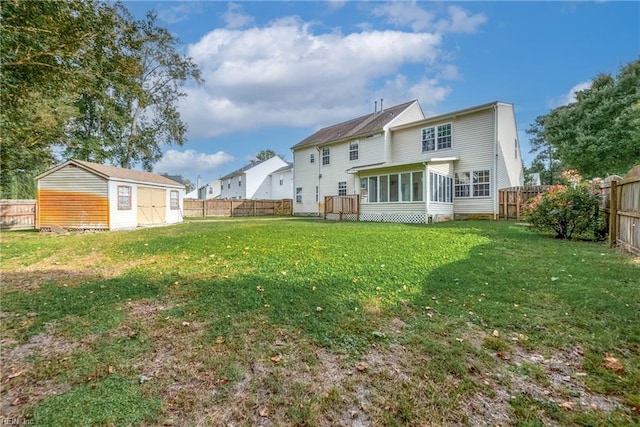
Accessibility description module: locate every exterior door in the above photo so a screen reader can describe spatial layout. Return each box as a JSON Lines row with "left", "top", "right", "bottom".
{"left": 137, "top": 187, "right": 166, "bottom": 225}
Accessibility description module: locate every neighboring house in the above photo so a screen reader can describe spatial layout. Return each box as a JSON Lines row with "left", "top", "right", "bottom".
{"left": 184, "top": 180, "right": 222, "bottom": 200}
{"left": 36, "top": 159, "right": 185, "bottom": 230}
{"left": 219, "top": 156, "right": 291, "bottom": 199}
{"left": 291, "top": 100, "right": 524, "bottom": 222}
{"left": 254, "top": 163, "right": 293, "bottom": 200}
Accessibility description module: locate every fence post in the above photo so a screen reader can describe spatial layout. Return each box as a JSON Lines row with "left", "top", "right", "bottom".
{"left": 609, "top": 180, "right": 618, "bottom": 247}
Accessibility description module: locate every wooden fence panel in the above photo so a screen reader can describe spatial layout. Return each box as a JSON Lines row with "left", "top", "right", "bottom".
{"left": 183, "top": 199, "right": 293, "bottom": 218}
{"left": 498, "top": 186, "right": 552, "bottom": 220}
{"left": 0, "top": 199, "right": 36, "bottom": 230}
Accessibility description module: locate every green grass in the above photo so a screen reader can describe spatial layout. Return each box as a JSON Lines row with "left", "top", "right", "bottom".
{"left": 1, "top": 219, "right": 638, "bottom": 426}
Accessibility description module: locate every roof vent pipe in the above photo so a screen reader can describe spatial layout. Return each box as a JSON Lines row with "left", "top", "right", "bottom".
{"left": 380, "top": 98, "right": 383, "bottom": 111}
{"left": 374, "top": 100, "right": 378, "bottom": 113}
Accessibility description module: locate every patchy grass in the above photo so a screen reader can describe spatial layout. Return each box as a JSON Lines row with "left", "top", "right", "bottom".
{"left": 1, "top": 219, "right": 638, "bottom": 425}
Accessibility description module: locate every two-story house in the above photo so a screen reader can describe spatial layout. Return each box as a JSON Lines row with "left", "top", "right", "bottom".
{"left": 219, "top": 156, "right": 292, "bottom": 200}
{"left": 291, "top": 100, "right": 524, "bottom": 222}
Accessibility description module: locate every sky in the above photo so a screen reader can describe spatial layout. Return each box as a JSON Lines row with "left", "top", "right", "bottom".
{"left": 123, "top": 1, "right": 640, "bottom": 186}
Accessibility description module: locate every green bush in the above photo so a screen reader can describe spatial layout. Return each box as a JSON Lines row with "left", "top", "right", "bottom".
{"left": 523, "top": 170, "right": 604, "bottom": 240}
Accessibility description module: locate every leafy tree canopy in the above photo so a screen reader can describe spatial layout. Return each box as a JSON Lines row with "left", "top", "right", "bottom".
{"left": 527, "top": 59, "right": 640, "bottom": 179}
{"left": 251, "top": 149, "right": 286, "bottom": 164}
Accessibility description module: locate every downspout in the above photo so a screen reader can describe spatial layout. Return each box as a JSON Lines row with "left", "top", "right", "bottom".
{"left": 493, "top": 104, "right": 499, "bottom": 220}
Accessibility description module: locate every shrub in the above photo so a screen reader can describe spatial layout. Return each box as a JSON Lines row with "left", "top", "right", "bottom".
{"left": 522, "top": 170, "right": 604, "bottom": 240}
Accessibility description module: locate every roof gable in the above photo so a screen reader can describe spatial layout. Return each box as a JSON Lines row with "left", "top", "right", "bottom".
{"left": 37, "top": 159, "right": 184, "bottom": 188}
{"left": 291, "top": 100, "right": 418, "bottom": 150}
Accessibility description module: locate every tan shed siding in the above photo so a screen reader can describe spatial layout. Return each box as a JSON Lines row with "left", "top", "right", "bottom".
{"left": 37, "top": 166, "right": 109, "bottom": 229}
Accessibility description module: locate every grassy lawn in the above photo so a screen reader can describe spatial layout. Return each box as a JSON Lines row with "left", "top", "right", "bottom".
{"left": 1, "top": 218, "right": 638, "bottom": 426}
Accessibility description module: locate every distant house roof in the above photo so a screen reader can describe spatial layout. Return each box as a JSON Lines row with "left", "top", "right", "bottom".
{"left": 219, "top": 157, "right": 286, "bottom": 181}
{"left": 270, "top": 163, "right": 293, "bottom": 174}
{"left": 164, "top": 175, "right": 185, "bottom": 185}
{"left": 291, "top": 100, "right": 418, "bottom": 150}
{"left": 37, "top": 159, "right": 184, "bottom": 188}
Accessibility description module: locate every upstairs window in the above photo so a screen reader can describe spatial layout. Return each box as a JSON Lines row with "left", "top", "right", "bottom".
{"left": 322, "top": 147, "right": 330, "bottom": 165}
{"left": 279, "top": 174, "right": 284, "bottom": 186}
{"left": 349, "top": 141, "right": 359, "bottom": 161}
{"left": 238, "top": 177, "right": 242, "bottom": 187}
{"left": 422, "top": 123, "right": 452, "bottom": 152}
{"left": 310, "top": 153, "right": 315, "bottom": 164}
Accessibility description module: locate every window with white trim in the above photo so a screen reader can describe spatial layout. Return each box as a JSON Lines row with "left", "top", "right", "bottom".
{"left": 322, "top": 147, "right": 330, "bottom": 165}
{"left": 455, "top": 170, "right": 490, "bottom": 197}
{"left": 338, "top": 181, "right": 347, "bottom": 196}
{"left": 238, "top": 177, "right": 242, "bottom": 187}
{"left": 310, "top": 153, "right": 315, "bottom": 164}
{"left": 296, "top": 187, "right": 302, "bottom": 203}
{"left": 363, "top": 171, "right": 423, "bottom": 203}
{"left": 279, "top": 174, "right": 283, "bottom": 186}
{"left": 422, "top": 123, "right": 452, "bottom": 152}
{"left": 118, "top": 186, "right": 131, "bottom": 210}
{"left": 349, "top": 141, "right": 359, "bottom": 161}
{"left": 170, "top": 190, "right": 179, "bottom": 209}
{"left": 227, "top": 179, "right": 231, "bottom": 189}
{"left": 429, "top": 172, "right": 453, "bottom": 203}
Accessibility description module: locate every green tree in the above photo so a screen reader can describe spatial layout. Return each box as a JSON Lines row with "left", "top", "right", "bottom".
{"left": 528, "top": 59, "right": 640, "bottom": 178}
{"left": 525, "top": 116, "right": 566, "bottom": 185}
{"left": 251, "top": 149, "right": 285, "bottom": 164}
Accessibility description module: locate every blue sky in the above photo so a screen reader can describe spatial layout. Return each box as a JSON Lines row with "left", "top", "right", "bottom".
{"left": 123, "top": 1, "right": 639, "bottom": 185}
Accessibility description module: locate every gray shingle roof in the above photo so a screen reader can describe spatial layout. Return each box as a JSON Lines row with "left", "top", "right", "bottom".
{"left": 291, "top": 100, "right": 417, "bottom": 150}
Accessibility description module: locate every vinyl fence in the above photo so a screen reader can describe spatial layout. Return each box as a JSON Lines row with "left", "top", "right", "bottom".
{"left": 0, "top": 199, "right": 37, "bottom": 230}
{"left": 183, "top": 198, "right": 293, "bottom": 218}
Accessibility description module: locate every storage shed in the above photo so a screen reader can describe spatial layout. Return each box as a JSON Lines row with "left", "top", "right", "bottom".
{"left": 36, "top": 159, "right": 185, "bottom": 231}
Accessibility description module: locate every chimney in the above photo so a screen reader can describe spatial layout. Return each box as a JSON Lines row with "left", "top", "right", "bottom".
{"left": 196, "top": 175, "right": 202, "bottom": 199}
{"left": 374, "top": 100, "right": 378, "bottom": 112}
{"left": 380, "top": 98, "right": 384, "bottom": 111}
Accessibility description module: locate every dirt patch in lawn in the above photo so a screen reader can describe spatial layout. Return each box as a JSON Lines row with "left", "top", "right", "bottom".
{"left": 1, "top": 254, "right": 155, "bottom": 292}
{"left": 462, "top": 334, "right": 624, "bottom": 425}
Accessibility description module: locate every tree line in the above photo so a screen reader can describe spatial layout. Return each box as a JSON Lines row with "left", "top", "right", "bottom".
{"left": 526, "top": 58, "right": 639, "bottom": 183}
{"left": 1, "top": 0, "right": 201, "bottom": 198}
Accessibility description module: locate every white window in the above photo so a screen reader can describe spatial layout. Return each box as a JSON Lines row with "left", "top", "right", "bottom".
{"left": 227, "top": 179, "right": 231, "bottom": 189}
{"left": 322, "top": 147, "right": 330, "bottom": 165}
{"left": 170, "top": 190, "right": 180, "bottom": 209}
{"left": 422, "top": 124, "right": 452, "bottom": 152}
{"left": 363, "top": 171, "right": 423, "bottom": 203}
{"left": 238, "top": 177, "right": 242, "bottom": 187}
{"left": 429, "top": 172, "right": 453, "bottom": 203}
{"left": 310, "top": 153, "right": 315, "bottom": 164}
{"left": 296, "top": 187, "right": 302, "bottom": 203}
{"left": 338, "top": 181, "right": 347, "bottom": 196}
{"left": 208, "top": 187, "right": 213, "bottom": 195}
{"left": 315, "top": 185, "right": 319, "bottom": 202}
{"left": 349, "top": 141, "right": 359, "bottom": 161}
{"left": 117, "top": 186, "right": 131, "bottom": 210}
{"left": 279, "top": 174, "right": 283, "bottom": 186}
{"left": 455, "top": 170, "right": 490, "bottom": 197}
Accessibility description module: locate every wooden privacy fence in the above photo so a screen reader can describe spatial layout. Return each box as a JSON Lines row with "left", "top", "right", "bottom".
{"left": 0, "top": 199, "right": 36, "bottom": 230}
{"left": 601, "top": 165, "right": 640, "bottom": 254}
{"left": 498, "top": 186, "right": 552, "bottom": 220}
{"left": 324, "top": 195, "right": 360, "bottom": 220}
{"left": 183, "top": 198, "right": 292, "bottom": 217}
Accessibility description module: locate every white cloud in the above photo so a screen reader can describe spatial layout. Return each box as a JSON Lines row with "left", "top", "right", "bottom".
{"left": 183, "top": 18, "right": 447, "bottom": 138}
{"left": 154, "top": 149, "right": 234, "bottom": 177}
{"left": 221, "top": 3, "right": 255, "bottom": 29}
{"left": 372, "top": 2, "right": 486, "bottom": 33}
{"left": 547, "top": 81, "right": 592, "bottom": 108}
{"left": 157, "top": 2, "right": 203, "bottom": 25}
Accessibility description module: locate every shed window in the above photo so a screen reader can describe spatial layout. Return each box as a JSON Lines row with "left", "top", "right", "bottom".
{"left": 170, "top": 190, "right": 179, "bottom": 209}
{"left": 118, "top": 186, "right": 131, "bottom": 210}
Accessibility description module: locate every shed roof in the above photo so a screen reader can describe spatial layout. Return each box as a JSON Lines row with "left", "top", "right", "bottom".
{"left": 291, "top": 100, "right": 418, "bottom": 150}
{"left": 37, "top": 159, "right": 185, "bottom": 188}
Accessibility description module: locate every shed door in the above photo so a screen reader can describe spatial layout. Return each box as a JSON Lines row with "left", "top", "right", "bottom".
{"left": 137, "top": 187, "right": 166, "bottom": 225}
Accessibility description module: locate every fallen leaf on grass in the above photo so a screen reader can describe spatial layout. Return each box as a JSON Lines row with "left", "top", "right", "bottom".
{"left": 108, "top": 365, "right": 114, "bottom": 374}
{"left": 559, "top": 401, "right": 573, "bottom": 411}
{"left": 270, "top": 354, "right": 281, "bottom": 364}
{"left": 6, "top": 370, "right": 23, "bottom": 380}
{"left": 496, "top": 351, "right": 510, "bottom": 360}
{"left": 492, "top": 330, "right": 500, "bottom": 337}
{"left": 259, "top": 408, "right": 269, "bottom": 417}
{"left": 356, "top": 361, "right": 368, "bottom": 372}
{"left": 256, "top": 286, "right": 265, "bottom": 292}
{"left": 603, "top": 354, "right": 624, "bottom": 372}
{"left": 218, "top": 378, "right": 230, "bottom": 385}
{"left": 215, "top": 336, "right": 225, "bottom": 344}
{"left": 316, "top": 306, "right": 323, "bottom": 312}
{"left": 182, "top": 321, "right": 190, "bottom": 327}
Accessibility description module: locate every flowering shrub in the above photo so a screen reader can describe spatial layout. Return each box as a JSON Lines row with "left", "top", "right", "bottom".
{"left": 522, "top": 170, "right": 605, "bottom": 240}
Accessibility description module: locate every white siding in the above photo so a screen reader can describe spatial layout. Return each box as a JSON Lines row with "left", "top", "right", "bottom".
{"left": 268, "top": 169, "right": 294, "bottom": 200}
{"left": 293, "top": 147, "right": 321, "bottom": 214}
{"left": 426, "top": 162, "right": 454, "bottom": 220}
{"left": 108, "top": 180, "right": 137, "bottom": 229}
{"left": 245, "top": 156, "right": 289, "bottom": 198}
{"left": 220, "top": 174, "right": 246, "bottom": 199}
{"left": 496, "top": 103, "right": 524, "bottom": 190}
